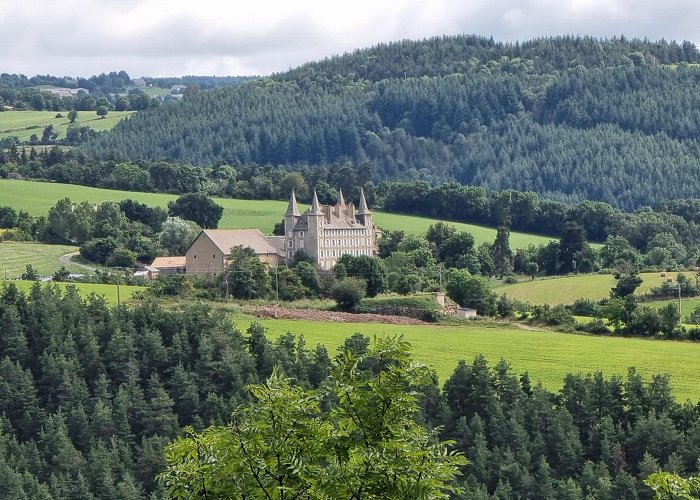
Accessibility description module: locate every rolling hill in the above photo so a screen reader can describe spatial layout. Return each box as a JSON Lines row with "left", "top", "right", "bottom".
{"left": 0, "top": 110, "right": 134, "bottom": 141}
{"left": 0, "top": 179, "right": 556, "bottom": 249}
{"left": 87, "top": 35, "right": 700, "bottom": 210}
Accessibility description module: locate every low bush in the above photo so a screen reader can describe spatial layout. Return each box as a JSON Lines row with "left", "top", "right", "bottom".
{"left": 331, "top": 277, "right": 367, "bottom": 310}
{"left": 356, "top": 294, "right": 442, "bottom": 322}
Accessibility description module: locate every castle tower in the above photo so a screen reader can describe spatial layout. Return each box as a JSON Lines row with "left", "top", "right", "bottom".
{"left": 306, "top": 190, "right": 324, "bottom": 261}
{"left": 335, "top": 188, "right": 345, "bottom": 218}
{"left": 284, "top": 190, "right": 300, "bottom": 237}
{"left": 356, "top": 188, "right": 372, "bottom": 227}
{"left": 284, "top": 190, "right": 300, "bottom": 261}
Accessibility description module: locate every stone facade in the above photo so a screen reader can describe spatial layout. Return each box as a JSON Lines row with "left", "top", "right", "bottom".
{"left": 284, "top": 188, "right": 381, "bottom": 269}
{"left": 185, "top": 229, "right": 284, "bottom": 275}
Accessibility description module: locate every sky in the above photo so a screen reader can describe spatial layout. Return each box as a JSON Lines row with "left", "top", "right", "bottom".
{"left": 1, "top": 0, "right": 699, "bottom": 78}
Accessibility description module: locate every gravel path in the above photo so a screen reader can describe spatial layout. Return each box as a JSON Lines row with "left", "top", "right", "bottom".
{"left": 59, "top": 252, "right": 98, "bottom": 272}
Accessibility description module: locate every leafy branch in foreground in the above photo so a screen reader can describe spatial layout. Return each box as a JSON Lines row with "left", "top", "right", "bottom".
{"left": 159, "top": 336, "right": 466, "bottom": 499}
{"left": 645, "top": 472, "right": 700, "bottom": 499}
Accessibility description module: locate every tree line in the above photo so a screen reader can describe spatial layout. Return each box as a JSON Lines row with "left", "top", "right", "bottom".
{"left": 5, "top": 146, "right": 700, "bottom": 253}
{"left": 81, "top": 35, "right": 700, "bottom": 210}
{"left": 0, "top": 283, "right": 697, "bottom": 498}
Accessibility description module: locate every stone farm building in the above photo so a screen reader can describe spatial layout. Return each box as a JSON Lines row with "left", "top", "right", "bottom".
{"left": 185, "top": 229, "right": 285, "bottom": 275}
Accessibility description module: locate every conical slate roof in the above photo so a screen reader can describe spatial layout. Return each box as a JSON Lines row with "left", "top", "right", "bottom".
{"left": 337, "top": 188, "right": 345, "bottom": 207}
{"left": 309, "top": 190, "right": 324, "bottom": 215}
{"left": 357, "top": 188, "right": 372, "bottom": 215}
{"left": 285, "top": 190, "right": 300, "bottom": 217}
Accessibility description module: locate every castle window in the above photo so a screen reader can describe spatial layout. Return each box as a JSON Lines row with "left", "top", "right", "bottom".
{"left": 367, "top": 238, "right": 371, "bottom": 246}
{"left": 288, "top": 251, "right": 293, "bottom": 258}
{"left": 299, "top": 231, "right": 304, "bottom": 237}
{"left": 289, "top": 240, "right": 294, "bottom": 248}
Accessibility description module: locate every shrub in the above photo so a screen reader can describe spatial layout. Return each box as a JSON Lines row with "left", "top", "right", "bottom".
{"left": 531, "top": 304, "right": 576, "bottom": 327}
{"left": 331, "top": 277, "right": 367, "bottom": 310}
{"left": 392, "top": 273, "right": 420, "bottom": 295}
{"left": 570, "top": 298, "right": 598, "bottom": 317}
{"left": 355, "top": 295, "right": 442, "bottom": 322}
{"left": 576, "top": 318, "right": 611, "bottom": 334}
{"left": 686, "top": 305, "right": 700, "bottom": 325}
{"left": 107, "top": 247, "right": 137, "bottom": 268}
{"left": 445, "top": 269, "right": 495, "bottom": 316}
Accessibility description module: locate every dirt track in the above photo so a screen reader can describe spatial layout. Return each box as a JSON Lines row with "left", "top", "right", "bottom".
{"left": 248, "top": 305, "right": 428, "bottom": 325}
{"left": 59, "top": 252, "right": 97, "bottom": 272}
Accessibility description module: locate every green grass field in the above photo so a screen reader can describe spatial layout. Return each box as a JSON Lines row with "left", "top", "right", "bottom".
{"left": 229, "top": 313, "right": 700, "bottom": 401}
{"left": 642, "top": 297, "right": 700, "bottom": 316}
{"left": 141, "top": 87, "right": 172, "bottom": 97}
{"left": 0, "top": 110, "right": 134, "bottom": 141}
{"left": 0, "top": 279, "right": 144, "bottom": 304}
{"left": 0, "top": 179, "right": 556, "bottom": 248}
{"left": 497, "top": 272, "right": 681, "bottom": 305}
{"left": 0, "top": 241, "right": 87, "bottom": 277}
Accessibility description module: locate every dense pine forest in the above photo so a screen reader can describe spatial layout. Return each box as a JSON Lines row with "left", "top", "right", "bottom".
{"left": 0, "top": 283, "right": 697, "bottom": 498}
{"left": 88, "top": 35, "right": 700, "bottom": 210}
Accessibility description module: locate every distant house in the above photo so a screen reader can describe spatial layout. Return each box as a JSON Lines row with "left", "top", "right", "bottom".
{"left": 132, "top": 78, "right": 147, "bottom": 88}
{"left": 170, "top": 85, "right": 187, "bottom": 94}
{"left": 185, "top": 229, "right": 285, "bottom": 275}
{"left": 44, "top": 87, "right": 90, "bottom": 97}
{"left": 148, "top": 256, "right": 187, "bottom": 279}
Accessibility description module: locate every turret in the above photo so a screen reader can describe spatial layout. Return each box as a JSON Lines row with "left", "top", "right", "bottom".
{"left": 305, "top": 190, "right": 324, "bottom": 261}
{"left": 284, "top": 190, "right": 301, "bottom": 263}
{"left": 309, "top": 189, "right": 324, "bottom": 216}
{"left": 335, "top": 188, "right": 345, "bottom": 217}
{"left": 356, "top": 188, "right": 372, "bottom": 226}
{"left": 284, "top": 190, "right": 301, "bottom": 238}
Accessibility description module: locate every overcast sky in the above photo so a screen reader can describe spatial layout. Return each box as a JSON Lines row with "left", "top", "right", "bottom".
{"left": 1, "top": 0, "right": 699, "bottom": 78}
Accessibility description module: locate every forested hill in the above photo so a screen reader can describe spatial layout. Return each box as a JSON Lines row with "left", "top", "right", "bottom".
{"left": 88, "top": 35, "right": 700, "bottom": 210}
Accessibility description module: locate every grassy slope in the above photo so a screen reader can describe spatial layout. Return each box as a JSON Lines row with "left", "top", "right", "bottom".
{"left": 0, "top": 179, "right": 556, "bottom": 248}
{"left": 231, "top": 313, "right": 700, "bottom": 401}
{"left": 0, "top": 110, "right": 134, "bottom": 141}
{"left": 0, "top": 242, "right": 85, "bottom": 277}
{"left": 0, "top": 279, "right": 144, "bottom": 304}
{"left": 497, "top": 272, "right": 680, "bottom": 305}
{"left": 141, "top": 87, "right": 172, "bottom": 97}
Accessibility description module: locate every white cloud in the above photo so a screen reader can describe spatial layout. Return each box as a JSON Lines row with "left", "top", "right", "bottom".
{"left": 0, "top": 0, "right": 698, "bottom": 77}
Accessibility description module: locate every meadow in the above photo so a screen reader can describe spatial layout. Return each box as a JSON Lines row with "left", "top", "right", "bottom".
{"left": 497, "top": 272, "right": 680, "bottom": 305}
{"left": 229, "top": 312, "right": 700, "bottom": 401}
{"left": 0, "top": 279, "right": 144, "bottom": 304}
{"left": 643, "top": 296, "right": 700, "bottom": 317}
{"left": 0, "top": 110, "right": 134, "bottom": 141}
{"left": 0, "top": 241, "right": 86, "bottom": 277}
{"left": 0, "top": 179, "right": 557, "bottom": 248}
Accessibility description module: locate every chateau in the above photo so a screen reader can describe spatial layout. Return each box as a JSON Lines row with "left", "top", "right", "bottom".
{"left": 284, "top": 188, "right": 381, "bottom": 269}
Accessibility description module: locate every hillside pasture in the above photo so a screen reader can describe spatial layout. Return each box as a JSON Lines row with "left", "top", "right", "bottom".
{"left": 0, "top": 179, "right": 557, "bottom": 248}
{"left": 0, "top": 279, "right": 144, "bottom": 304}
{"left": 0, "top": 241, "right": 86, "bottom": 277}
{"left": 230, "top": 313, "right": 700, "bottom": 401}
{"left": 0, "top": 110, "right": 134, "bottom": 141}
{"left": 141, "top": 87, "right": 172, "bottom": 97}
{"left": 497, "top": 272, "right": 681, "bottom": 305}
